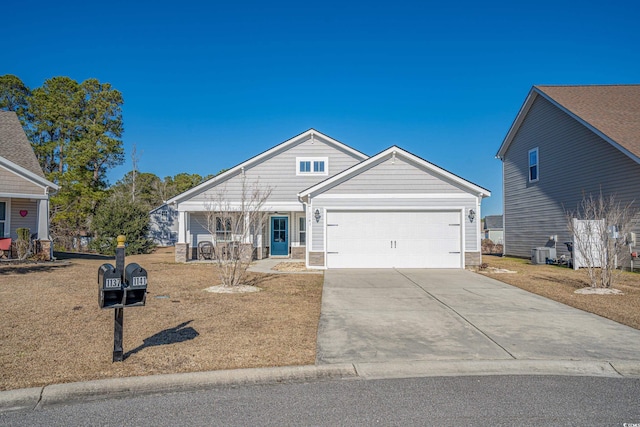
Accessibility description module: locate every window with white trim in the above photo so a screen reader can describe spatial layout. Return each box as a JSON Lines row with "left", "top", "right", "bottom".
{"left": 528, "top": 148, "right": 539, "bottom": 182}
{"left": 299, "top": 217, "right": 306, "bottom": 245}
{"left": 296, "top": 157, "right": 328, "bottom": 176}
{"left": 161, "top": 210, "right": 168, "bottom": 221}
{"left": 216, "top": 217, "right": 233, "bottom": 241}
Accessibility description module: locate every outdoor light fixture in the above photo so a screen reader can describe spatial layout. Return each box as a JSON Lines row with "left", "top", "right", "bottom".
{"left": 468, "top": 209, "right": 476, "bottom": 223}
{"left": 314, "top": 209, "right": 321, "bottom": 223}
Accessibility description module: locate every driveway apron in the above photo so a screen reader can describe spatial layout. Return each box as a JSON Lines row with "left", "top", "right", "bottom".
{"left": 316, "top": 269, "right": 640, "bottom": 364}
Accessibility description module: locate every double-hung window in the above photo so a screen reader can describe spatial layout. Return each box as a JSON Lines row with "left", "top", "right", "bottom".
{"left": 299, "top": 217, "right": 306, "bottom": 245}
{"left": 215, "top": 217, "right": 232, "bottom": 241}
{"left": 296, "top": 157, "right": 328, "bottom": 176}
{"left": 528, "top": 148, "right": 539, "bottom": 182}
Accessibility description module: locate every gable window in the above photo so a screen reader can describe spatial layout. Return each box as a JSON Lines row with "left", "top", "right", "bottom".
{"left": 528, "top": 148, "right": 539, "bottom": 182}
{"left": 161, "top": 210, "right": 168, "bottom": 221}
{"left": 296, "top": 157, "right": 328, "bottom": 176}
{"left": 299, "top": 217, "right": 306, "bottom": 245}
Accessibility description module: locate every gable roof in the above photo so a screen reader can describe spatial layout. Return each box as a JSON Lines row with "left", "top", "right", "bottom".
{"left": 168, "top": 129, "right": 368, "bottom": 204}
{"left": 0, "top": 111, "right": 59, "bottom": 191}
{"left": 299, "top": 145, "right": 491, "bottom": 199}
{"left": 496, "top": 85, "right": 640, "bottom": 162}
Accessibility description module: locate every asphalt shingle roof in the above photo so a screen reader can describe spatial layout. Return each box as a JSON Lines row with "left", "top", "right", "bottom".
{"left": 536, "top": 85, "right": 640, "bottom": 159}
{"left": 0, "top": 110, "right": 45, "bottom": 178}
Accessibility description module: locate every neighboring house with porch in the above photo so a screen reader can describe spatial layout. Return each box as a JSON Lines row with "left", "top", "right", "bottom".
{"left": 149, "top": 203, "right": 178, "bottom": 246}
{"left": 169, "top": 129, "right": 490, "bottom": 269}
{"left": 0, "top": 111, "right": 59, "bottom": 259}
{"left": 496, "top": 84, "right": 640, "bottom": 258}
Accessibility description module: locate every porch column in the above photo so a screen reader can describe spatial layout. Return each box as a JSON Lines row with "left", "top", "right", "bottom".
{"left": 37, "top": 198, "right": 52, "bottom": 260}
{"left": 37, "top": 198, "right": 50, "bottom": 239}
{"left": 175, "top": 210, "right": 190, "bottom": 263}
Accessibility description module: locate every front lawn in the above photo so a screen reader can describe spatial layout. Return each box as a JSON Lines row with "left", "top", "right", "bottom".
{"left": 0, "top": 248, "right": 323, "bottom": 391}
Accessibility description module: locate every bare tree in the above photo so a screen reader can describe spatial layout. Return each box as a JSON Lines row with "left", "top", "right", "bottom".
{"left": 201, "top": 176, "right": 272, "bottom": 287}
{"left": 567, "top": 192, "right": 638, "bottom": 288}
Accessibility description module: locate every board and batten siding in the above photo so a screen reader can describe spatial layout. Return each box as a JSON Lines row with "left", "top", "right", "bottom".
{"left": 187, "top": 136, "right": 363, "bottom": 206}
{"left": 311, "top": 197, "right": 478, "bottom": 253}
{"left": 0, "top": 166, "right": 44, "bottom": 195}
{"left": 503, "top": 95, "right": 640, "bottom": 258}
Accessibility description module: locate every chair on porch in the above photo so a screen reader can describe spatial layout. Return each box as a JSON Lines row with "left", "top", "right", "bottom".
{"left": 197, "top": 241, "right": 215, "bottom": 260}
{"left": 0, "top": 238, "right": 12, "bottom": 259}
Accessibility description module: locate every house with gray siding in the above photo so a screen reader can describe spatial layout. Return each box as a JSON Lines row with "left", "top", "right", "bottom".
{"left": 169, "top": 129, "right": 490, "bottom": 269}
{"left": 0, "top": 111, "right": 59, "bottom": 259}
{"left": 483, "top": 215, "right": 503, "bottom": 244}
{"left": 149, "top": 204, "right": 178, "bottom": 246}
{"left": 496, "top": 85, "right": 640, "bottom": 258}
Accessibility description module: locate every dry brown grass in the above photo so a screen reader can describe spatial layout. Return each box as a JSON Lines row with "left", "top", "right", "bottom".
{"left": 0, "top": 248, "right": 323, "bottom": 391}
{"left": 478, "top": 255, "right": 640, "bottom": 330}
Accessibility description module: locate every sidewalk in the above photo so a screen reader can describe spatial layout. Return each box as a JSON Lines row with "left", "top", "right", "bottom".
{"left": 2, "top": 359, "right": 639, "bottom": 413}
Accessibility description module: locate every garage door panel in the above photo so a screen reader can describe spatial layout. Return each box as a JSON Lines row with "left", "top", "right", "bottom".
{"left": 326, "top": 211, "right": 462, "bottom": 269}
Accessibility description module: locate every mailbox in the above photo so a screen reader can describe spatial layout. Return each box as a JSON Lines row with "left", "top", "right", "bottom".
{"left": 124, "top": 263, "right": 147, "bottom": 306}
{"left": 98, "top": 263, "right": 124, "bottom": 309}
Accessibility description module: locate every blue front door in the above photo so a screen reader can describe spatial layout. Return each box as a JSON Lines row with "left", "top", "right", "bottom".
{"left": 270, "top": 217, "right": 288, "bottom": 256}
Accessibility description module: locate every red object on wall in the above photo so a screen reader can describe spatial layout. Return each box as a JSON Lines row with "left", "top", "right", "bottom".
{"left": 19, "top": 210, "right": 28, "bottom": 217}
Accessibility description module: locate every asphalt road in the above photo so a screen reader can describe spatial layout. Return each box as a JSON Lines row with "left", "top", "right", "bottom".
{"left": 2, "top": 375, "right": 640, "bottom": 426}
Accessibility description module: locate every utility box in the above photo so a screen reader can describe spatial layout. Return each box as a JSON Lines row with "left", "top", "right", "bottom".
{"left": 531, "top": 247, "right": 557, "bottom": 265}
{"left": 98, "top": 263, "right": 124, "bottom": 309}
{"left": 124, "top": 263, "right": 147, "bottom": 307}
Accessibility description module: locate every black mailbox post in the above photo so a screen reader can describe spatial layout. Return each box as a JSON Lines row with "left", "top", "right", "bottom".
{"left": 98, "top": 263, "right": 124, "bottom": 309}
{"left": 97, "top": 235, "right": 148, "bottom": 362}
{"left": 124, "top": 263, "right": 147, "bottom": 307}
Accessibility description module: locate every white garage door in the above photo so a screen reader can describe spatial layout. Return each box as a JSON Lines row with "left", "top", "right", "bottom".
{"left": 326, "top": 211, "right": 462, "bottom": 269}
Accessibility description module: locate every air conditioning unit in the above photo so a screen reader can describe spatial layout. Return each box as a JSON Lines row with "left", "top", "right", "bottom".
{"left": 531, "top": 247, "right": 557, "bottom": 264}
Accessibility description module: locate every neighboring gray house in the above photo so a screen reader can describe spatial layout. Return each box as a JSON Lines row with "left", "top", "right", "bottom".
{"left": 149, "top": 204, "right": 178, "bottom": 246}
{"left": 496, "top": 85, "right": 640, "bottom": 258}
{"left": 169, "top": 129, "right": 490, "bottom": 268}
{"left": 0, "top": 111, "right": 59, "bottom": 259}
{"left": 483, "top": 215, "right": 503, "bottom": 244}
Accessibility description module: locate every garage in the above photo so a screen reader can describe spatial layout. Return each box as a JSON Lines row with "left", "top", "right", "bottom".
{"left": 299, "top": 146, "right": 490, "bottom": 269}
{"left": 326, "top": 210, "right": 462, "bottom": 269}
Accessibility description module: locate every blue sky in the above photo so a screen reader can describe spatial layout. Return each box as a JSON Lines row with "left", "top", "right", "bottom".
{"left": 3, "top": 0, "right": 639, "bottom": 216}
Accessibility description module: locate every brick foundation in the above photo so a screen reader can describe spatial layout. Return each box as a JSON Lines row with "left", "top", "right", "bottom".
{"left": 38, "top": 240, "right": 52, "bottom": 261}
{"left": 465, "top": 251, "right": 481, "bottom": 267}
{"left": 175, "top": 243, "right": 190, "bottom": 263}
{"left": 309, "top": 252, "right": 325, "bottom": 267}
{"left": 291, "top": 246, "right": 305, "bottom": 260}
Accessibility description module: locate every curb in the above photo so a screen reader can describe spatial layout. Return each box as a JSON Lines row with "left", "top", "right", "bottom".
{"left": 352, "top": 359, "right": 634, "bottom": 380}
{"left": 2, "top": 359, "right": 639, "bottom": 413}
{"left": 0, "top": 364, "right": 356, "bottom": 413}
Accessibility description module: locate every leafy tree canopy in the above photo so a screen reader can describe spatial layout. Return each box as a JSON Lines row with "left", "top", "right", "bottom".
{"left": 90, "top": 193, "right": 155, "bottom": 255}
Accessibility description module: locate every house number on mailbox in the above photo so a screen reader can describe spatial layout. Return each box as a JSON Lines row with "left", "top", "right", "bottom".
{"left": 105, "top": 278, "right": 121, "bottom": 288}
{"left": 131, "top": 276, "right": 147, "bottom": 287}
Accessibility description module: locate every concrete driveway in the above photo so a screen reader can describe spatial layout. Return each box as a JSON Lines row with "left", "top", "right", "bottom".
{"left": 316, "top": 269, "right": 640, "bottom": 366}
